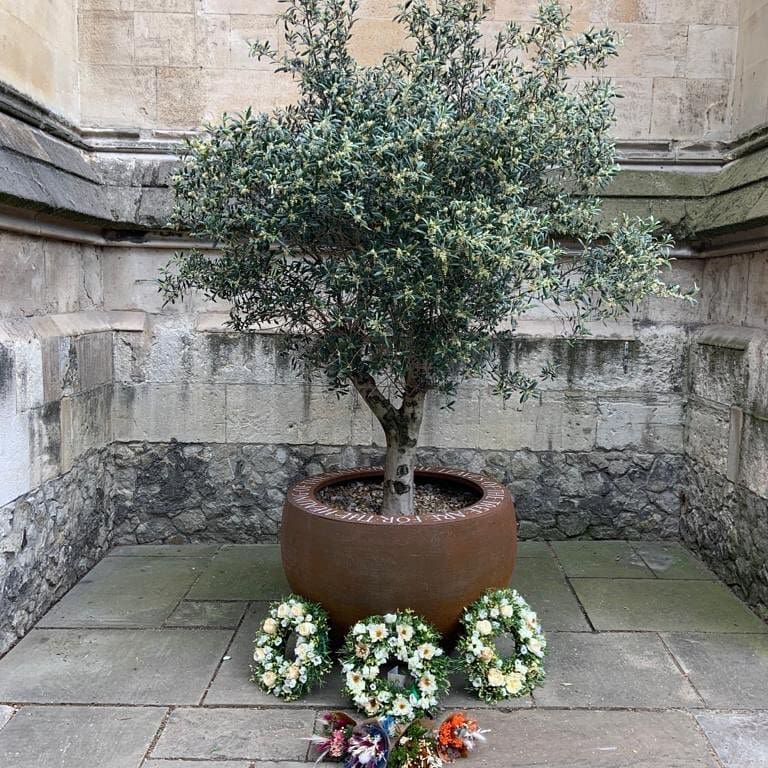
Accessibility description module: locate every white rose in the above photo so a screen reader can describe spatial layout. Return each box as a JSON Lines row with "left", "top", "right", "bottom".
{"left": 253, "top": 646, "right": 266, "bottom": 662}
{"left": 286, "top": 664, "right": 300, "bottom": 680}
{"left": 297, "top": 622, "right": 316, "bottom": 637}
{"left": 487, "top": 668, "right": 505, "bottom": 687}
{"left": 384, "top": 613, "right": 397, "bottom": 623}
{"left": 353, "top": 622, "right": 366, "bottom": 636}
{"left": 476, "top": 619, "right": 493, "bottom": 636}
{"left": 290, "top": 603, "right": 305, "bottom": 618}
{"left": 262, "top": 617, "right": 279, "bottom": 635}
{"left": 505, "top": 671, "right": 524, "bottom": 695}
{"left": 276, "top": 603, "right": 291, "bottom": 619}
{"left": 528, "top": 637, "right": 544, "bottom": 657}
{"left": 479, "top": 646, "right": 495, "bottom": 663}
{"left": 261, "top": 671, "right": 277, "bottom": 688}
{"left": 500, "top": 603, "right": 515, "bottom": 618}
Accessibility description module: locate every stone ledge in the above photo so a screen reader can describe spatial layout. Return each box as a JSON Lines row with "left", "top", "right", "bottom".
{"left": 696, "top": 325, "right": 760, "bottom": 350}
{"left": 16, "top": 310, "right": 147, "bottom": 339}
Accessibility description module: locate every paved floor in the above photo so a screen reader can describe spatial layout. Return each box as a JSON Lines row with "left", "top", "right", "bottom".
{"left": 0, "top": 541, "right": 766, "bottom": 767}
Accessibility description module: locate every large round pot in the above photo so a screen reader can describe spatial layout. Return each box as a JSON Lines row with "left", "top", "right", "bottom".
{"left": 281, "top": 466, "right": 517, "bottom": 639}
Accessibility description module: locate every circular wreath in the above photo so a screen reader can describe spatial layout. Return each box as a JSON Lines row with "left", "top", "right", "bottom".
{"left": 340, "top": 610, "right": 450, "bottom": 722}
{"left": 250, "top": 594, "right": 332, "bottom": 701}
{"left": 457, "top": 588, "right": 547, "bottom": 702}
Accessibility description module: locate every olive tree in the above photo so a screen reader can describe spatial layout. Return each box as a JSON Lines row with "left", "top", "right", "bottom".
{"left": 161, "top": 0, "right": 687, "bottom": 516}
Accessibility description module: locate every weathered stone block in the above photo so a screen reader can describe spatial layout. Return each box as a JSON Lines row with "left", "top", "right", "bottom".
{"left": 596, "top": 397, "right": 683, "bottom": 453}
{"left": 229, "top": 14, "right": 281, "bottom": 69}
{"left": 739, "top": 414, "right": 768, "bottom": 498}
{"left": 196, "top": 13, "right": 230, "bottom": 68}
{"left": 225, "top": 383, "right": 366, "bottom": 445}
{"left": 478, "top": 392, "right": 598, "bottom": 452}
{"left": 686, "top": 25, "right": 738, "bottom": 79}
{"left": 78, "top": 11, "right": 134, "bottom": 66}
{"left": 605, "top": 24, "right": 688, "bottom": 78}
{"left": 685, "top": 400, "right": 730, "bottom": 473}
{"left": 60, "top": 387, "right": 112, "bottom": 472}
{"left": 650, "top": 77, "right": 731, "bottom": 141}
{"left": 690, "top": 339, "right": 748, "bottom": 406}
{"left": 112, "top": 383, "right": 226, "bottom": 442}
{"left": 135, "top": 11, "right": 196, "bottom": 67}
{"left": 656, "top": 0, "right": 737, "bottom": 24}
{"left": 80, "top": 64, "right": 157, "bottom": 128}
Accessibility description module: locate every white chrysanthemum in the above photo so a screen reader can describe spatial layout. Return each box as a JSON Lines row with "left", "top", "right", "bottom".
{"left": 418, "top": 672, "right": 437, "bottom": 694}
{"left": 392, "top": 695, "right": 413, "bottom": 717}
{"left": 368, "top": 623, "right": 388, "bottom": 642}
{"left": 346, "top": 670, "right": 366, "bottom": 693}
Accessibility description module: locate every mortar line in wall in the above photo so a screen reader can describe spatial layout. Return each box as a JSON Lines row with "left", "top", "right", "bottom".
{"left": 545, "top": 541, "right": 596, "bottom": 632}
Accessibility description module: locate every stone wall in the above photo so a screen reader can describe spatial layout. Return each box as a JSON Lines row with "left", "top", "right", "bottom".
{"left": 681, "top": 251, "right": 768, "bottom": 621}
{"left": 110, "top": 442, "right": 683, "bottom": 545}
{"left": 0, "top": 0, "right": 79, "bottom": 121}
{"left": 75, "top": 0, "right": 737, "bottom": 142}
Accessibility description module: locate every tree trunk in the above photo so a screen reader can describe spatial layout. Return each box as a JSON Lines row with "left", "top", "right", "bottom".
{"left": 349, "top": 371, "right": 426, "bottom": 517}
{"left": 381, "top": 391, "right": 425, "bottom": 517}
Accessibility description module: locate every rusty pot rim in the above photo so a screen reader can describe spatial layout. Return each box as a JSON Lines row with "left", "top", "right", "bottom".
{"left": 286, "top": 465, "right": 513, "bottom": 527}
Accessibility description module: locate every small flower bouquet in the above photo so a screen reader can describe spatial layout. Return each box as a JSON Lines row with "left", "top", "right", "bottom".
{"left": 309, "top": 712, "right": 488, "bottom": 767}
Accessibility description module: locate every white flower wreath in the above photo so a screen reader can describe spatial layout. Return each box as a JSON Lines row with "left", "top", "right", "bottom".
{"left": 340, "top": 610, "right": 450, "bottom": 722}
{"left": 250, "top": 594, "right": 332, "bottom": 701}
{"left": 457, "top": 588, "right": 547, "bottom": 702}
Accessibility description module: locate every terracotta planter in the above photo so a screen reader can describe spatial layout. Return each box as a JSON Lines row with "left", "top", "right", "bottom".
{"left": 280, "top": 466, "right": 517, "bottom": 639}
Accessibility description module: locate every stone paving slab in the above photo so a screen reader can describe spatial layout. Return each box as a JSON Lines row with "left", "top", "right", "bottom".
{"left": 0, "top": 705, "right": 165, "bottom": 768}
{"left": 534, "top": 631, "right": 701, "bottom": 708}
{"left": 511, "top": 557, "right": 591, "bottom": 631}
{"left": 164, "top": 601, "right": 247, "bottom": 628}
{"left": 0, "top": 705, "right": 13, "bottom": 731}
{"left": 145, "top": 762, "right": 252, "bottom": 768}
{"left": 110, "top": 544, "right": 221, "bottom": 557}
{"left": 516, "top": 541, "right": 553, "bottom": 557}
{"left": 152, "top": 707, "right": 316, "bottom": 761}
{"left": 552, "top": 540, "right": 655, "bottom": 578}
{"left": 468, "top": 710, "right": 718, "bottom": 767}
{"left": 572, "top": 578, "right": 768, "bottom": 632}
{"left": 662, "top": 632, "right": 768, "bottom": 708}
{"left": 633, "top": 542, "right": 717, "bottom": 580}
{"left": 0, "top": 629, "right": 232, "bottom": 705}
{"left": 696, "top": 712, "right": 768, "bottom": 768}
{"left": 188, "top": 545, "right": 290, "bottom": 601}
{"left": 39, "top": 556, "right": 204, "bottom": 628}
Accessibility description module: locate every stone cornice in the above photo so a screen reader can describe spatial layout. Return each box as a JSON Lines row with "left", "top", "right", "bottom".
{"left": 2, "top": 83, "right": 768, "bottom": 253}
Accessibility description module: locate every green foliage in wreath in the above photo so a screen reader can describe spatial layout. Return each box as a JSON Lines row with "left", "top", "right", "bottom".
{"left": 251, "top": 594, "right": 332, "bottom": 701}
{"left": 340, "top": 610, "right": 450, "bottom": 722}
{"left": 457, "top": 588, "right": 547, "bottom": 702}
